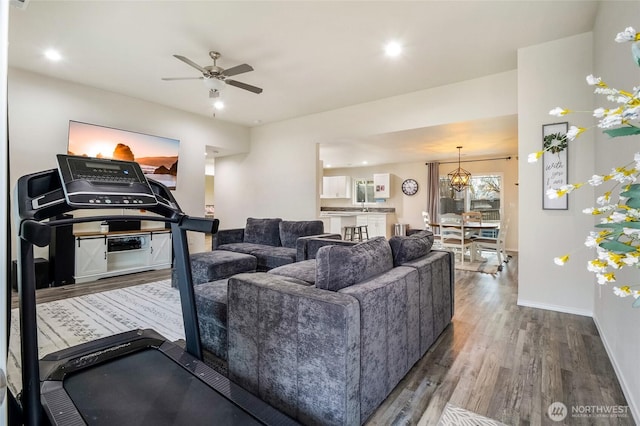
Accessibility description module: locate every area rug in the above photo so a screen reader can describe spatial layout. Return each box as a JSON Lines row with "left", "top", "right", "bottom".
{"left": 8, "top": 279, "right": 183, "bottom": 394}
{"left": 455, "top": 254, "right": 501, "bottom": 274}
{"left": 436, "top": 403, "right": 508, "bottom": 426}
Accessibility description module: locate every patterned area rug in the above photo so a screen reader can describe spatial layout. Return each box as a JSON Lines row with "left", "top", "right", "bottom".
{"left": 437, "top": 403, "right": 508, "bottom": 426}
{"left": 455, "top": 253, "right": 502, "bottom": 274}
{"left": 8, "top": 279, "right": 183, "bottom": 394}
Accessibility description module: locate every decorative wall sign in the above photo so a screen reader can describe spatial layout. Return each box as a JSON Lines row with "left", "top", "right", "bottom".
{"left": 542, "top": 122, "right": 569, "bottom": 210}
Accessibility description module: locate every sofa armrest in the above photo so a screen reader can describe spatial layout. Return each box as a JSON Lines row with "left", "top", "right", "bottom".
{"left": 295, "top": 233, "right": 343, "bottom": 261}
{"left": 227, "top": 272, "right": 361, "bottom": 425}
{"left": 212, "top": 228, "right": 244, "bottom": 249}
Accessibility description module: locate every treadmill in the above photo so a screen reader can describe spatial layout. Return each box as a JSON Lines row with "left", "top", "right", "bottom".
{"left": 13, "top": 154, "right": 297, "bottom": 426}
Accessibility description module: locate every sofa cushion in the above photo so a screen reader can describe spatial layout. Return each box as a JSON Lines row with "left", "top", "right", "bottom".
{"left": 268, "top": 259, "right": 317, "bottom": 285}
{"left": 216, "top": 242, "right": 275, "bottom": 256}
{"left": 388, "top": 230, "right": 435, "bottom": 267}
{"left": 279, "top": 220, "right": 324, "bottom": 249}
{"left": 243, "top": 218, "right": 282, "bottom": 246}
{"left": 251, "top": 246, "right": 297, "bottom": 271}
{"left": 316, "top": 236, "right": 393, "bottom": 292}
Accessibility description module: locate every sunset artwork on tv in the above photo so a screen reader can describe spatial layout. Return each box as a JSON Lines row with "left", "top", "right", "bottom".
{"left": 68, "top": 121, "right": 180, "bottom": 189}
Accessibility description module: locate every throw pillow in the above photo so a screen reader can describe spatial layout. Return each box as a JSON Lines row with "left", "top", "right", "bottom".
{"left": 243, "top": 218, "right": 283, "bottom": 246}
{"left": 315, "top": 236, "right": 393, "bottom": 291}
{"left": 388, "top": 230, "right": 434, "bottom": 266}
{"left": 279, "top": 220, "right": 324, "bottom": 248}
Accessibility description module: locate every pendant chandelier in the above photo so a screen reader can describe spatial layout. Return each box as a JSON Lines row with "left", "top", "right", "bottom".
{"left": 447, "top": 146, "right": 471, "bottom": 192}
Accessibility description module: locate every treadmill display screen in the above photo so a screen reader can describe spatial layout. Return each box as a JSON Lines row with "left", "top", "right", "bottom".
{"left": 56, "top": 154, "right": 158, "bottom": 208}
{"left": 66, "top": 158, "right": 145, "bottom": 184}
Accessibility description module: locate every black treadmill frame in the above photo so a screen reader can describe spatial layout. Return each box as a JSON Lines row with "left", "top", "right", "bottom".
{"left": 13, "top": 165, "right": 297, "bottom": 426}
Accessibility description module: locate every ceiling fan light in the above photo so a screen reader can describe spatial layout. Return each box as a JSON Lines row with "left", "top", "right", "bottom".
{"left": 213, "top": 100, "right": 225, "bottom": 110}
{"left": 203, "top": 77, "right": 225, "bottom": 91}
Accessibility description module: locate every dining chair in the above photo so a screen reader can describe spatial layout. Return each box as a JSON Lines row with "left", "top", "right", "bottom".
{"left": 440, "top": 213, "right": 462, "bottom": 224}
{"left": 462, "top": 211, "right": 483, "bottom": 225}
{"left": 421, "top": 211, "right": 432, "bottom": 231}
{"left": 462, "top": 211, "right": 484, "bottom": 242}
{"left": 422, "top": 211, "right": 442, "bottom": 248}
{"left": 473, "top": 220, "right": 509, "bottom": 266}
{"left": 440, "top": 223, "right": 475, "bottom": 265}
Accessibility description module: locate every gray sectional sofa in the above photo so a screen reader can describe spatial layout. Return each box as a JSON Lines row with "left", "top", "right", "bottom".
{"left": 224, "top": 231, "right": 454, "bottom": 425}
{"left": 212, "top": 217, "right": 339, "bottom": 271}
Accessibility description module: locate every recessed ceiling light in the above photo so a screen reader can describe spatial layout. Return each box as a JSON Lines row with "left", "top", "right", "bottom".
{"left": 362, "top": 161, "right": 368, "bottom": 165}
{"left": 44, "top": 48, "right": 62, "bottom": 62}
{"left": 326, "top": 164, "right": 332, "bottom": 168}
{"left": 213, "top": 100, "right": 225, "bottom": 110}
{"left": 384, "top": 41, "right": 402, "bottom": 57}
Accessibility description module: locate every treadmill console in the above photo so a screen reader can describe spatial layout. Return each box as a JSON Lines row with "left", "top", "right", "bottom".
{"left": 57, "top": 154, "right": 158, "bottom": 208}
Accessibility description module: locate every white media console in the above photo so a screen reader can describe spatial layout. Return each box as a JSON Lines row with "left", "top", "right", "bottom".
{"left": 74, "top": 229, "right": 172, "bottom": 283}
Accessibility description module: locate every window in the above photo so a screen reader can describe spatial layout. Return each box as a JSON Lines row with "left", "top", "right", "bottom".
{"left": 439, "top": 174, "right": 502, "bottom": 221}
{"left": 353, "top": 179, "right": 375, "bottom": 204}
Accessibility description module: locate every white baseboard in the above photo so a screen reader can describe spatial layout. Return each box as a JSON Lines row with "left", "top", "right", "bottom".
{"left": 516, "top": 298, "right": 592, "bottom": 317}
{"left": 593, "top": 315, "right": 640, "bottom": 425}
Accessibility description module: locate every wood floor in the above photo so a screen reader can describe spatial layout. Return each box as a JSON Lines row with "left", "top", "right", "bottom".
{"left": 11, "top": 255, "right": 633, "bottom": 425}
{"left": 366, "top": 256, "right": 633, "bottom": 426}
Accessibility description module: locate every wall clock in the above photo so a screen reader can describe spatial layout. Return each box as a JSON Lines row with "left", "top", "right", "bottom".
{"left": 401, "top": 178, "right": 419, "bottom": 196}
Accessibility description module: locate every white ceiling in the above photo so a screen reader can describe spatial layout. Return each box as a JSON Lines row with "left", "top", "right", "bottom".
{"left": 8, "top": 1, "right": 599, "bottom": 167}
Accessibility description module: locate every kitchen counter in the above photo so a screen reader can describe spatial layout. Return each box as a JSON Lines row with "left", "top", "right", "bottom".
{"left": 319, "top": 209, "right": 396, "bottom": 238}
{"left": 320, "top": 207, "right": 395, "bottom": 213}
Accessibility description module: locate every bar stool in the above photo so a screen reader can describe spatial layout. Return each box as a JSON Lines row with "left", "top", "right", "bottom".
{"left": 343, "top": 225, "right": 369, "bottom": 241}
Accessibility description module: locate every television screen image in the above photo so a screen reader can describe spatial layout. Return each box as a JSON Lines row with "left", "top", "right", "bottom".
{"left": 68, "top": 121, "right": 180, "bottom": 189}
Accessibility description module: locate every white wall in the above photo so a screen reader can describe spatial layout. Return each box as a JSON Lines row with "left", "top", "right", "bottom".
{"left": 591, "top": 2, "right": 640, "bottom": 421}
{"left": 215, "top": 71, "right": 517, "bottom": 229}
{"left": 517, "top": 32, "right": 595, "bottom": 316}
{"left": 8, "top": 68, "right": 250, "bottom": 253}
{"left": 205, "top": 175, "right": 214, "bottom": 205}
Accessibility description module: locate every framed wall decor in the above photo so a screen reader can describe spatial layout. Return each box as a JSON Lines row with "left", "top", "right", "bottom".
{"left": 542, "top": 122, "right": 569, "bottom": 210}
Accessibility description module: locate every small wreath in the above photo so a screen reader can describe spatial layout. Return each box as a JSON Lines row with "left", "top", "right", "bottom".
{"left": 544, "top": 132, "right": 568, "bottom": 154}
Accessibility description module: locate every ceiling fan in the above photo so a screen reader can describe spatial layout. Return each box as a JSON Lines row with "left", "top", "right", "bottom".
{"left": 162, "top": 51, "right": 263, "bottom": 97}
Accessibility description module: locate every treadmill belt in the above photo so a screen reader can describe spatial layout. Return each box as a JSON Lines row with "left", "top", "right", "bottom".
{"left": 64, "top": 348, "right": 263, "bottom": 426}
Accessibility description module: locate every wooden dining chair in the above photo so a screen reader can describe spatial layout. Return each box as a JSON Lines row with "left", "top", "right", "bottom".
{"left": 462, "top": 211, "right": 483, "bottom": 224}
{"left": 461, "top": 211, "right": 483, "bottom": 240}
{"left": 440, "top": 213, "right": 462, "bottom": 224}
{"left": 474, "top": 219, "right": 509, "bottom": 266}
{"left": 440, "top": 223, "right": 475, "bottom": 265}
{"left": 422, "top": 211, "right": 442, "bottom": 248}
{"left": 421, "top": 211, "right": 432, "bottom": 231}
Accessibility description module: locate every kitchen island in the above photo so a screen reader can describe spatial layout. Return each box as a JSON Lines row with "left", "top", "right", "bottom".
{"left": 320, "top": 208, "right": 396, "bottom": 238}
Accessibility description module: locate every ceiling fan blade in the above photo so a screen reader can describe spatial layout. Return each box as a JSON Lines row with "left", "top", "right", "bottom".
{"left": 222, "top": 63, "right": 253, "bottom": 77}
{"left": 173, "top": 55, "right": 207, "bottom": 73}
{"left": 161, "top": 77, "right": 204, "bottom": 81}
{"left": 226, "top": 79, "right": 263, "bottom": 94}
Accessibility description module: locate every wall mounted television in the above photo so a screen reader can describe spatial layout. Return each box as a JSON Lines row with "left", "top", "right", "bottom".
{"left": 67, "top": 120, "right": 180, "bottom": 189}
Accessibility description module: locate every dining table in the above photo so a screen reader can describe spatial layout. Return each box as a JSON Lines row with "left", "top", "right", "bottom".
{"left": 430, "top": 221, "right": 500, "bottom": 262}
{"left": 430, "top": 221, "right": 500, "bottom": 232}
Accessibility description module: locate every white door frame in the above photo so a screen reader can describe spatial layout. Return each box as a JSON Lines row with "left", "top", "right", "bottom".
{"left": 1, "top": 0, "right": 10, "bottom": 423}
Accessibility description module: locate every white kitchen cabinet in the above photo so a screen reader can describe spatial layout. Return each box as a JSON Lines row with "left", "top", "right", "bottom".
{"left": 321, "top": 176, "right": 351, "bottom": 199}
{"left": 373, "top": 173, "right": 391, "bottom": 198}
{"left": 356, "top": 214, "right": 389, "bottom": 238}
{"left": 75, "top": 230, "right": 172, "bottom": 283}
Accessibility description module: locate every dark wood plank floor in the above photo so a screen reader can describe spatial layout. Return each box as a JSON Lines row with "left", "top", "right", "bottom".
{"left": 11, "top": 254, "right": 633, "bottom": 425}
{"left": 366, "top": 256, "right": 633, "bottom": 426}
